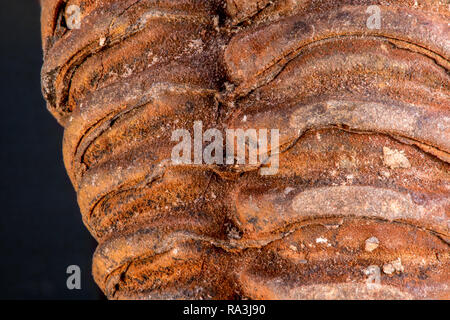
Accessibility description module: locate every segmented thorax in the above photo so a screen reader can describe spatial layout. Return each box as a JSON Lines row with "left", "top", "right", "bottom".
{"left": 41, "top": 0, "right": 449, "bottom": 299}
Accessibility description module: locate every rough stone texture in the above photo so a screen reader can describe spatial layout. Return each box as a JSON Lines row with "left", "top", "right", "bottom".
{"left": 41, "top": 0, "right": 449, "bottom": 299}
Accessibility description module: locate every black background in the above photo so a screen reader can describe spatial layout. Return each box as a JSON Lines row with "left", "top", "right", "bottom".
{"left": 0, "top": 1, "right": 103, "bottom": 299}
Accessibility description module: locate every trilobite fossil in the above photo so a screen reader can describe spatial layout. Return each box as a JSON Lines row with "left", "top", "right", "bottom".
{"left": 41, "top": 0, "right": 449, "bottom": 299}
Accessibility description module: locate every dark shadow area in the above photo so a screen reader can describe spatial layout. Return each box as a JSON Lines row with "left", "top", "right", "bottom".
{"left": 0, "top": 0, "right": 104, "bottom": 299}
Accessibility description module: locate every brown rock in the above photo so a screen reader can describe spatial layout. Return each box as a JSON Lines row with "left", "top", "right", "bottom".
{"left": 41, "top": 0, "right": 450, "bottom": 300}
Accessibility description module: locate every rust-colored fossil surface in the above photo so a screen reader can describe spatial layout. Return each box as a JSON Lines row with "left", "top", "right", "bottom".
{"left": 41, "top": 0, "right": 449, "bottom": 299}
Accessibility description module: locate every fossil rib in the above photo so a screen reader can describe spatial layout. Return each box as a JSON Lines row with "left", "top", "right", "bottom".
{"left": 41, "top": 0, "right": 449, "bottom": 299}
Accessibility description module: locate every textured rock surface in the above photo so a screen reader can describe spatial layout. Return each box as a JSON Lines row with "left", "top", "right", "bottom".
{"left": 41, "top": 0, "right": 449, "bottom": 299}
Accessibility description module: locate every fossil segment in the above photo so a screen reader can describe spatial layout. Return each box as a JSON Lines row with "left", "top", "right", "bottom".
{"left": 41, "top": 0, "right": 449, "bottom": 299}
